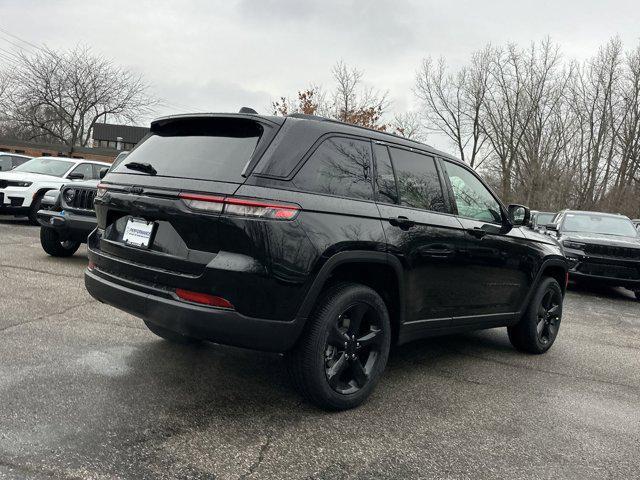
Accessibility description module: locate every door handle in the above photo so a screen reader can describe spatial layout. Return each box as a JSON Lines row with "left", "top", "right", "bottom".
{"left": 418, "top": 244, "right": 455, "bottom": 258}
{"left": 466, "top": 227, "right": 487, "bottom": 239}
{"left": 389, "top": 216, "right": 415, "bottom": 230}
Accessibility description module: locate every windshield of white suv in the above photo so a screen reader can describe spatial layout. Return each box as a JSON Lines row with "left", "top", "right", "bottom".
{"left": 13, "top": 158, "right": 74, "bottom": 177}
{"left": 563, "top": 213, "right": 638, "bottom": 237}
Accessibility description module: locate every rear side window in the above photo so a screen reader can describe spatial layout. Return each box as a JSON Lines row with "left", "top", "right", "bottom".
{"left": 0, "top": 157, "right": 10, "bottom": 171}
{"left": 293, "top": 137, "right": 374, "bottom": 200}
{"left": 388, "top": 147, "right": 446, "bottom": 212}
{"left": 112, "top": 118, "right": 264, "bottom": 182}
{"left": 373, "top": 144, "right": 398, "bottom": 204}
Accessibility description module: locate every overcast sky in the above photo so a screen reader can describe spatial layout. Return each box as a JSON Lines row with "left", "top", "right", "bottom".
{"left": 1, "top": 0, "right": 639, "bottom": 151}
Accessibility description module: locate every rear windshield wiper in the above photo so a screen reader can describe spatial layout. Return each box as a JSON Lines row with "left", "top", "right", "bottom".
{"left": 125, "top": 162, "right": 157, "bottom": 176}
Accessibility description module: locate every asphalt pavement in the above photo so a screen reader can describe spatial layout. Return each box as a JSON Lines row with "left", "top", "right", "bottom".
{"left": 1, "top": 216, "right": 639, "bottom": 479}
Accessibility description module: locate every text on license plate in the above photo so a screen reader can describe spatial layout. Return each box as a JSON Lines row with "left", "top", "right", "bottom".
{"left": 123, "top": 218, "right": 155, "bottom": 247}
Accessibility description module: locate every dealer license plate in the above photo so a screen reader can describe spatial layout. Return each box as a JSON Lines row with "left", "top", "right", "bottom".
{"left": 123, "top": 218, "right": 155, "bottom": 248}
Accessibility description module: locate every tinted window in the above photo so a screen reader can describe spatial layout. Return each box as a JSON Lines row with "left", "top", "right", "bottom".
{"left": 112, "top": 118, "right": 263, "bottom": 183}
{"left": 388, "top": 148, "right": 445, "bottom": 212}
{"left": 293, "top": 137, "right": 374, "bottom": 200}
{"left": 373, "top": 144, "right": 398, "bottom": 204}
{"left": 69, "top": 163, "right": 93, "bottom": 180}
{"left": 442, "top": 161, "right": 502, "bottom": 223}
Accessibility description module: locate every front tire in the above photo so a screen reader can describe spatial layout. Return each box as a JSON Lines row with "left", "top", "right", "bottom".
{"left": 40, "top": 227, "right": 81, "bottom": 257}
{"left": 287, "top": 282, "right": 391, "bottom": 411}
{"left": 143, "top": 320, "right": 200, "bottom": 344}
{"left": 508, "top": 277, "right": 563, "bottom": 354}
{"left": 28, "top": 195, "right": 43, "bottom": 225}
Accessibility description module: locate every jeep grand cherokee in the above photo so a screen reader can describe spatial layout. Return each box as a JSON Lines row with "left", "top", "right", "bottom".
{"left": 85, "top": 112, "right": 567, "bottom": 410}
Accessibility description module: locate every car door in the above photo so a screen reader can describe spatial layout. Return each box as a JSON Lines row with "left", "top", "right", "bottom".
{"left": 373, "top": 143, "right": 468, "bottom": 327}
{"left": 439, "top": 159, "right": 532, "bottom": 322}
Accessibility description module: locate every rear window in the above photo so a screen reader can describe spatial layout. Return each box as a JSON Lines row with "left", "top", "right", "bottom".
{"left": 112, "top": 118, "right": 264, "bottom": 182}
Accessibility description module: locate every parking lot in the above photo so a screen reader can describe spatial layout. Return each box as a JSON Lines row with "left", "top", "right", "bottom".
{"left": 0, "top": 217, "right": 639, "bottom": 480}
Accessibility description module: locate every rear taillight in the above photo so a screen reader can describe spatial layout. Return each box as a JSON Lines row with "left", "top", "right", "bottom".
{"left": 176, "top": 288, "right": 234, "bottom": 309}
{"left": 179, "top": 193, "right": 300, "bottom": 220}
{"left": 96, "top": 183, "right": 109, "bottom": 199}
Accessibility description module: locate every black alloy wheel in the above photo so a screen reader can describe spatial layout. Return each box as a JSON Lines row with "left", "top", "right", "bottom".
{"left": 324, "top": 302, "right": 384, "bottom": 395}
{"left": 287, "top": 282, "right": 391, "bottom": 410}
{"left": 536, "top": 288, "right": 562, "bottom": 345}
{"left": 508, "top": 277, "right": 563, "bottom": 354}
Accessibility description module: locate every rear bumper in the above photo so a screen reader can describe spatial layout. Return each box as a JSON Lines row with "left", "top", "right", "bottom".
{"left": 84, "top": 267, "right": 305, "bottom": 352}
{"left": 37, "top": 209, "right": 96, "bottom": 243}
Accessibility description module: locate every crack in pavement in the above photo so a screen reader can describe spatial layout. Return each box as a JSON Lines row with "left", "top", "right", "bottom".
{"left": 0, "top": 263, "right": 84, "bottom": 279}
{"left": 240, "top": 429, "right": 274, "bottom": 479}
{"left": 447, "top": 348, "right": 639, "bottom": 393}
{"left": 0, "top": 300, "right": 97, "bottom": 333}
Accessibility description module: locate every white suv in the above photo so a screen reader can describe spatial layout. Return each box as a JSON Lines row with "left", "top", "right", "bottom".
{"left": 0, "top": 156, "right": 110, "bottom": 224}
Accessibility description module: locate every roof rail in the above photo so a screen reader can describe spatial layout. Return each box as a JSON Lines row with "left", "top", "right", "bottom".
{"left": 286, "top": 113, "right": 435, "bottom": 150}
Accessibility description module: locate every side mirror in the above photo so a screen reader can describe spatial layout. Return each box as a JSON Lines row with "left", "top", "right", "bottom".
{"left": 507, "top": 204, "right": 530, "bottom": 227}
{"left": 67, "top": 172, "right": 84, "bottom": 180}
{"left": 546, "top": 223, "right": 559, "bottom": 232}
{"left": 99, "top": 167, "right": 108, "bottom": 179}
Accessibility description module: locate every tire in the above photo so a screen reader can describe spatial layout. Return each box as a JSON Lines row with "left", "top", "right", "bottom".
{"left": 143, "top": 319, "right": 200, "bottom": 344}
{"left": 28, "top": 195, "right": 43, "bottom": 225}
{"left": 40, "top": 227, "right": 81, "bottom": 257}
{"left": 286, "top": 282, "right": 391, "bottom": 411}
{"left": 508, "top": 277, "right": 563, "bottom": 354}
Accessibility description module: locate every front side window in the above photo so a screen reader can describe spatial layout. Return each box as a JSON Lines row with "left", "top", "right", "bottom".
{"left": 13, "top": 158, "right": 74, "bottom": 177}
{"left": 293, "top": 137, "right": 374, "bottom": 200}
{"left": 69, "top": 163, "right": 93, "bottom": 180}
{"left": 388, "top": 147, "right": 446, "bottom": 212}
{"left": 443, "top": 161, "right": 502, "bottom": 223}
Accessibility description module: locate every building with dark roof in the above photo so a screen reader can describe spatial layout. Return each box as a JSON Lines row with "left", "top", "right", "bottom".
{"left": 92, "top": 123, "right": 149, "bottom": 151}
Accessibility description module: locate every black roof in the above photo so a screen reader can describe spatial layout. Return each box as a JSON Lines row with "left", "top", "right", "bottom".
{"left": 150, "top": 112, "right": 462, "bottom": 165}
{"left": 92, "top": 123, "right": 149, "bottom": 144}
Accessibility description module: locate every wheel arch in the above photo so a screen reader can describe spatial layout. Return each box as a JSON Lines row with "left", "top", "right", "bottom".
{"left": 518, "top": 257, "right": 568, "bottom": 317}
{"left": 296, "top": 251, "right": 405, "bottom": 344}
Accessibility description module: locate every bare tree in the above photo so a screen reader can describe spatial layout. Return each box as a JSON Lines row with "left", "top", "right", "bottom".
{"left": 2, "top": 46, "right": 156, "bottom": 152}
{"left": 390, "top": 111, "right": 424, "bottom": 140}
{"left": 415, "top": 48, "right": 489, "bottom": 168}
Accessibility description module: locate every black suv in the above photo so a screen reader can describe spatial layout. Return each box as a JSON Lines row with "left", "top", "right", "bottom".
{"left": 547, "top": 210, "right": 640, "bottom": 300}
{"left": 85, "top": 112, "right": 567, "bottom": 410}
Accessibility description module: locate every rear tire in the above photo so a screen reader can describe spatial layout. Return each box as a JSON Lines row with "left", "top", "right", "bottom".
{"left": 143, "top": 319, "right": 200, "bottom": 344}
{"left": 286, "top": 282, "right": 391, "bottom": 411}
{"left": 40, "top": 227, "right": 81, "bottom": 257}
{"left": 508, "top": 277, "right": 563, "bottom": 354}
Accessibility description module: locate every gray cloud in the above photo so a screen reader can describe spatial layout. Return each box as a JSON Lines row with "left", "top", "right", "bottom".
{"left": 1, "top": 0, "right": 638, "bottom": 151}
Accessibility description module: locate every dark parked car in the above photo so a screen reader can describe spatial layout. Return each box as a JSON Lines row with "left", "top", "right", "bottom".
{"left": 547, "top": 210, "right": 640, "bottom": 300}
{"left": 529, "top": 210, "right": 556, "bottom": 232}
{"left": 37, "top": 180, "right": 99, "bottom": 257}
{"left": 85, "top": 112, "right": 567, "bottom": 410}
